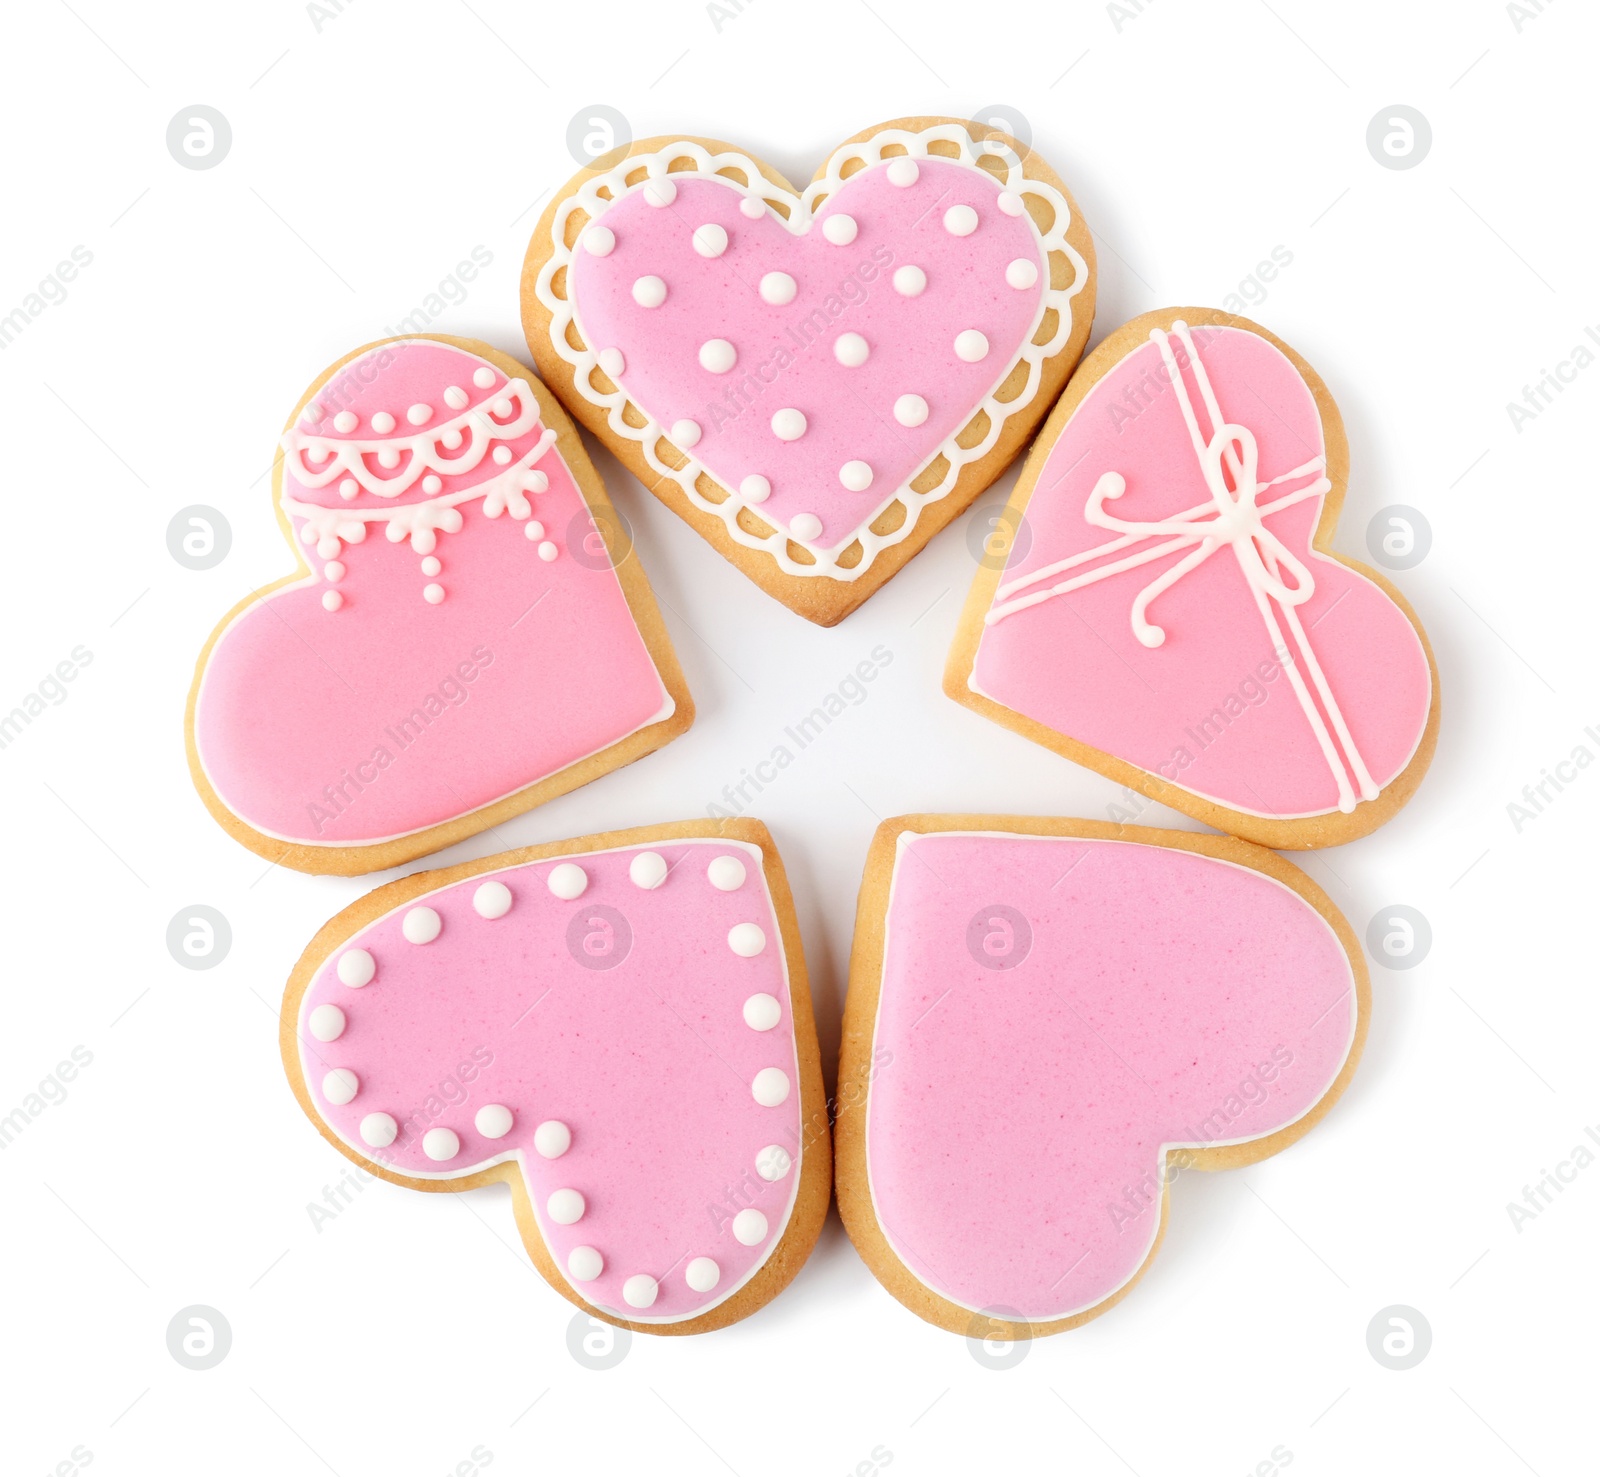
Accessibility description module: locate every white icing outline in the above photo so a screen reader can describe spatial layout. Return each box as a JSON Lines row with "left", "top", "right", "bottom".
{"left": 297, "top": 838, "right": 803, "bottom": 1326}
{"left": 865, "top": 830, "right": 1359, "bottom": 1325}
{"left": 533, "top": 124, "right": 1090, "bottom": 580}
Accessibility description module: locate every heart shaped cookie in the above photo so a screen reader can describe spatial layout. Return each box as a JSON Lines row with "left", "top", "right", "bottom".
{"left": 284, "top": 819, "right": 829, "bottom": 1333}
{"left": 523, "top": 116, "right": 1095, "bottom": 625}
{"left": 947, "top": 309, "right": 1438, "bottom": 847}
{"left": 835, "top": 816, "right": 1367, "bottom": 1335}
{"left": 187, "top": 336, "right": 692, "bottom": 875}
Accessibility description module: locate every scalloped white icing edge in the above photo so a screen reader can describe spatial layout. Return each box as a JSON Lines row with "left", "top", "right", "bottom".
{"left": 533, "top": 124, "right": 1091, "bottom": 582}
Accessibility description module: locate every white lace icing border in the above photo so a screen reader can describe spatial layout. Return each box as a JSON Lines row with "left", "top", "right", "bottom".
{"left": 531, "top": 124, "right": 1091, "bottom": 582}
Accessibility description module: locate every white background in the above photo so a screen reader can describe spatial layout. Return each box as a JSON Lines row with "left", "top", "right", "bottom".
{"left": 3, "top": 1, "right": 1594, "bottom": 1472}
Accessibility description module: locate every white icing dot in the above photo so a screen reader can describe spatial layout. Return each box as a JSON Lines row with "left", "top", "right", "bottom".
{"left": 759, "top": 271, "right": 796, "bottom": 305}
{"left": 997, "top": 190, "right": 1025, "bottom": 217}
{"left": 324, "top": 560, "right": 346, "bottom": 584}
{"left": 892, "top": 264, "right": 926, "bottom": 297}
{"left": 547, "top": 1188, "right": 585, "bottom": 1225}
{"left": 493, "top": 445, "right": 513, "bottom": 465}
{"left": 534, "top": 1120, "right": 572, "bottom": 1159}
{"left": 685, "top": 1257, "right": 720, "bottom": 1293}
{"left": 729, "top": 922, "right": 768, "bottom": 956}
{"left": 492, "top": 398, "right": 511, "bottom": 417}
{"left": 360, "top": 1112, "right": 397, "bottom": 1148}
{"left": 629, "top": 851, "right": 669, "bottom": 889}
{"left": 379, "top": 446, "right": 401, "bottom": 468}
{"left": 822, "top": 213, "right": 858, "bottom": 245}
{"left": 1006, "top": 258, "right": 1040, "bottom": 290}
{"left": 584, "top": 224, "right": 616, "bottom": 256}
{"left": 751, "top": 1068, "right": 790, "bottom": 1107}
{"left": 423, "top": 1127, "right": 459, "bottom": 1162}
{"left": 475, "top": 1104, "right": 513, "bottom": 1139}
{"left": 323, "top": 1068, "right": 359, "bottom": 1105}
{"left": 333, "top": 410, "right": 358, "bottom": 433}
{"left": 442, "top": 428, "right": 463, "bottom": 449}
{"left": 420, "top": 555, "right": 441, "bottom": 577}
{"left": 538, "top": 541, "right": 559, "bottom": 562}
{"left": 412, "top": 529, "right": 437, "bottom": 555}
{"left": 473, "top": 366, "right": 497, "bottom": 388}
{"left": 739, "top": 474, "right": 771, "bottom": 504}
{"left": 568, "top": 1246, "right": 604, "bottom": 1282}
{"left": 406, "top": 403, "right": 433, "bottom": 425}
{"left": 337, "top": 948, "right": 375, "bottom": 987}
{"left": 698, "top": 339, "right": 736, "bottom": 374}
{"left": 756, "top": 1144, "right": 793, "bottom": 1181}
{"left": 623, "top": 1274, "right": 659, "bottom": 1309}
{"left": 423, "top": 583, "right": 445, "bottom": 605}
{"left": 839, "top": 460, "right": 874, "bottom": 492}
{"left": 422, "top": 474, "right": 442, "bottom": 494}
{"left": 643, "top": 175, "right": 677, "bottom": 207}
{"left": 834, "top": 332, "right": 869, "bottom": 367}
{"left": 402, "top": 906, "right": 441, "bottom": 945}
{"left": 307, "top": 998, "right": 345, "bottom": 1043}
{"left": 321, "top": 590, "right": 343, "bottom": 613}
{"left": 692, "top": 222, "right": 729, "bottom": 257}
{"left": 771, "top": 408, "right": 807, "bottom": 441}
{"left": 894, "top": 393, "right": 929, "bottom": 427}
{"left": 708, "top": 855, "right": 747, "bottom": 891}
{"left": 370, "top": 411, "right": 395, "bottom": 434}
{"left": 739, "top": 194, "right": 766, "bottom": 219}
{"left": 473, "top": 881, "right": 513, "bottom": 919}
{"left": 548, "top": 863, "right": 587, "bottom": 899}
{"left": 954, "top": 329, "right": 990, "bottom": 363}
{"left": 743, "top": 993, "right": 781, "bottom": 1031}
{"left": 598, "top": 347, "right": 626, "bottom": 378}
{"left": 886, "top": 156, "right": 920, "bottom": 187}
{"left": 528, "top": 470, "right": 549, "bottom": 493}
{"left": 338, "top": 477, "right": 359, "bottom": 500}
{"left": 732, "top": 1208, "right": 770, "bottom": 1245}
{"left": 444, "top": 385, "right": 469, "bottom": 410}
{"left": 944, "top": 204, "right": 979, "bottom": 237}
{"left": 672, "top": 417, "right": 703, "bottom": 448}
{"left": 788, "top": 513, "right": 822, "bottom": 542}
{"left": 525, "top": 520, "right": 546, "bottom": 540}
{"left": 632, "top": 275, "right": 667, "bottom": 308}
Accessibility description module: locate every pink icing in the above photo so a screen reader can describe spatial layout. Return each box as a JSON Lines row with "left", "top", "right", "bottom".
{"left": 297, "top": 839, "right": 802, "bottom": 1324}
{"left": 867, "top": 832, "right": 1356, "bottom": 1321}
{"left": 194, "top": 341, "right": 672, "bottom": 846}
{"left": 568, "top": 159, "right": 1045, "bottom": 548}
{"left": 972, "top": 325, "right": 1431, "bottom": 818}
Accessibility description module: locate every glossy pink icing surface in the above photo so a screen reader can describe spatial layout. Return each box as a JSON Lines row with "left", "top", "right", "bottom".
{"left": 194, "top": 341, "right": 671, "bottom": 846}
{"left": 867, "top": 833, "right": 1356, "bottom": 1321}
{"left": 298, "top": 840, "right": 802, "bottom": 1324}
{"left": 568, "top": 159, "right": 1045, "bottom": 548}
{"left": 972, "top": 326, "right": 1431, "bottom": 818}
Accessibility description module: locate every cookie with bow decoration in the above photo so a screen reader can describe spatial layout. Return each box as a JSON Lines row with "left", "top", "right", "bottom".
{"left": 947, "top": 309, "right": 1438, "bottom": 848}
{"left": 523, "top": 116, "right": 1096, "bottom": 626}
{"left": 283, "top": 818, "right": 830, "bottom": 1333}
{"left": 835, "top": 815, "right": 1368, "bottom": 1336}
{"left": 187, "top": 335, "right": 692, "bottom": 875}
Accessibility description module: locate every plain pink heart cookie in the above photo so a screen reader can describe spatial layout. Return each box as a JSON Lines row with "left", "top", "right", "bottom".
{"left": 947, "top": 309, "right": 1438, "bottom": 848}
{"left": 283, "top": 818, "right": 830, "bottom": 1334}
{"left": 187, "top": 336, "right": 693, "bottom": 875}
{"left": 523, "top": 116, "right": 1096, "bottom": 626}
{"left": 835, "top": 816, "right": 1368, "bottom": 1336}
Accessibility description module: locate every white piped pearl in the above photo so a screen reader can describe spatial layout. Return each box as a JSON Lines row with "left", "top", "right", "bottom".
{"left": 623, "top": 1274, "right": 659, "bottom": 1309}
{"left": 997, "top": 190, "right": 1025, "bottom": 217}
{"left": 756, "top": 1144, "right": 792, "bottom": 1181}
{"left": 475, "top": 1104, "right": 513, "bottom": 1139}
{"left": 473, "top": 366, "right": 497, "bottom": 388}
{"left": 630, "top": 851, "right": 669, "bottom": 889}
{"left": 708, "top": 855, "right": 747, "bottom": 891}
{"left": 739, "top": 474, "right": 771, "bottom": 504}
{"left": 632, "top": 275, "right": 667, "bottom": 308}
{"left": 334, "top": 410, "right": 358, "bottom": 433}
{"left": 370, "top": 411, "right": 395, "bottom": 434}
{"left": 822, "top": 213, "right": 858, "bottom": 245}
{"left": 685, "top": 1257, "right": 720, "bottom": 1293}
{"left": 444, "top": 385, "right": 469, "bottom": 410}
{"left": 568, "top": 1246, "right": 604, "bottom": 1281}
{"left": 698, "top": 339, "right": 736, "bottom": 374}
{"left": 894, "top": 393, "right": 929, "bottom": 427}
{"left": 692, "top": 222, "right": 728, "bottom": 257}
{"left": 839, "top": 460, "right": 873, "bottom": 492}
{"left": 743, "top": 993, "right": 781, "bottom": 1031}
{"left": 491, "top": 398, "right": 511, "bottom": 418}
{"left": 642, "top": 176, "right": 676, "bottom": 207}
{"left": 321, "top": 590, "right": 343, "bottom": 613}
{"left": 944, "top": 204, "right": 979, "bottom": 236}
{"left": 423, "top": 583, "right": 445, "bottom": 605}
{"left": 323, "top": 1069, "right": 358, "bottom": 1106}
{"left": 308, "top": 1004, "right": 345, "bottom": 1042}
{"left": 771, "top": 408, "right": 807, "bottom": 441}
{"left": 954, "top": 329, "right": 990, "bottom": 363}
{"left": 739, "top": 194, "right": 766, "bottom": 219}
{"left": 789, "top": 513, "right": 822, "bottom": 542}
{"left": 407, "top": 403, "right": 433, "bottom": 425}
{"left": 834, "top": 332, "right": 869, "bottom": 367}
{"left": 584, "top": 225, "right": 616, "bottom": 256}
{"left": 420, "top": 555, "right": 441, "bottom": 577}
{"left": 672, "top": 417, "right": 703, "bottom": 447}
{"left": 534, "top": 1120, "right": 572, "bottom": 1159}
{"left": 473, "top": 881, "right": 513, "bottom": 919}
{"left": 548, "top": 863, "right": 587, "bottom": 899}
{"left": 732, "top": 1208, "right": 769, "bottom": 1245}
{"left": 892, "top": 264, "right": 926, "bottom": 297}
{"left": 423, "top": 1127, "right": 459, "bottom": 1161}
{"left": 525, "top": 521, "right": 546, "bottom": 540}
{"left": 402, "top": 906, "right": 441, "bottom": 944}
{"left": 547, "top": 1188, "right": 585, "bottom": 1224}
{"left": 360, "top": 1112, "right": 397, "bottom": 1148}
{"left": 759, "top": 271, "right": 796, "bottom": 306}
{"left": 337, "top": 948, "right": 375, "bottom": 987}
{"left": 1006, "top": 258, "right": 1040, "bottom": 290}
{"left": 751, "top": 1068, "right": 790, "bottom": 1107}
{"left": 338, "top": 478, "right": 359, "bottom": 500}
{"left": 886, "top": 157, "right": 919, "bottom": 187}
{"left": 728, "top": 923, "right": 767, "bottom": 957}
{"left": 493, "top": 445, "right": 513, "bottom": 465}
{"left": 442, "top": 428, "right": 463, "bottom": 449}
{"left": 538, "top": 541, "right": 558, "bottom": 562}
{"left": 598, "top": 347, "right": 626, "bottom": 379}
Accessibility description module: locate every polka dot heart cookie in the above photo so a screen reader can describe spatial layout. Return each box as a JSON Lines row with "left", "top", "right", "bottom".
{"left": 834, "top": 815, "right": 1369, "bottom": 1337}
{"left": 523, "top": 116, "right": 1096, "bottom": 626}
{"left": 187, "top": 335, "right": 693, "bottom": 875}
{"left": 282, "top": 819, "right": 830, "bottom": 1334}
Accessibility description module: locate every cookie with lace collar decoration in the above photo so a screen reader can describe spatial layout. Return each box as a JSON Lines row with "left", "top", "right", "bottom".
{"left": 522, "top": 116, "right": 1096, "bottom": 626}
{"left": 947, "top": 309, "right": 1438, "bottom": 848}
{"left": 187, "top": 335, "right": 693, "bottom": 875}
